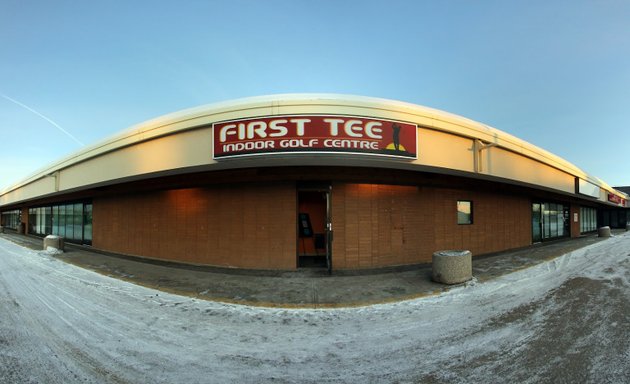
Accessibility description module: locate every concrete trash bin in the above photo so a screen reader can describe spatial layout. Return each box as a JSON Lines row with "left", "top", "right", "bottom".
{"left": 432, "top": 250, "right": 472, "bottom": 284}
{"left": 597, "top": 226, "right": 611, "bottom": 238}
{"left": 43, "top": 235, "right": 64, "bottom": 252}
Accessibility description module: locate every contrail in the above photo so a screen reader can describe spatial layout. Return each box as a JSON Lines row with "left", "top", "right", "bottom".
{"left": 0, "top": 93, "right": 84, "bottom": 146}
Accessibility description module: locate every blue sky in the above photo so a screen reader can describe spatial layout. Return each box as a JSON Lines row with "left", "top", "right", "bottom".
{"left": 1, "top": 0, "right": 629, "bottom": 189}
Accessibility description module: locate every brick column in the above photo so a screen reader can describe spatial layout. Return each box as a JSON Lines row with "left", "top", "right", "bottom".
{"left": 570, "top": 204, "right": 580, "bottom": 238}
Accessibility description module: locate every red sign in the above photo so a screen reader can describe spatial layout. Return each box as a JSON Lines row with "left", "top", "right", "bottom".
{"left": 608, "top": 193, "right": 623, "bottom": 205}
{"left": 212, "top": 115, "right": 417, "bottom": 159}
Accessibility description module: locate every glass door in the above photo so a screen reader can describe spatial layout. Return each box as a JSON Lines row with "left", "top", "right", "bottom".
{"left": 533, "top": 201, "right": 569, "bottom": 242}
{"left": 532, "top": 203, "right": 542, "bottom": 243}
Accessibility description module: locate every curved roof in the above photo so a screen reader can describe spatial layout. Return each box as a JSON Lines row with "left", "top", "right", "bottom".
{"left": 1, "top": 94, "right": 627, "bottom": 206}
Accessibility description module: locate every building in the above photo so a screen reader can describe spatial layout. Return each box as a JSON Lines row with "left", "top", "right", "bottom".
{"left": 1, "top": 94, "right": 628, "bottom": 272}
{"left": 606, "top": 186, "right": 630, "bottom": 228}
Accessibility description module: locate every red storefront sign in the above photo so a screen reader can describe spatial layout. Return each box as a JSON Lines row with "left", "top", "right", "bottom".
{"left": 212, "top": 115, "right": 417, "bottom": 160}
{"left": 608, "top": 193, "right": 624, "bottom": 205}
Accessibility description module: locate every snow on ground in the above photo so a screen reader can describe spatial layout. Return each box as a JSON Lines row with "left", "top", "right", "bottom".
{"left": 1, "top": 233, "right": 629, "bottom": 383}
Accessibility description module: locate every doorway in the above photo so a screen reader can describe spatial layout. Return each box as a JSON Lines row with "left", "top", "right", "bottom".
{"left": 532, "top": 201, "right": 569, "bottom": 243}
{"left": 297, "top": 185, "right": 332, "bottom": 272}
{"left": 532, "top": 203, "right": 542, "bottom": 243}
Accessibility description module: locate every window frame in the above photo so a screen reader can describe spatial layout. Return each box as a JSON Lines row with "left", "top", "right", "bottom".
{"left": 457, "top": 200, "right": 473, "bottom": 225}
{"left": 24, "top": 200, "right": 92, "bottom": 245}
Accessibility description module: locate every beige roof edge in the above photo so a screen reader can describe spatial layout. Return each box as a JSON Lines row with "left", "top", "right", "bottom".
{"left": 1, "top": 93, "right": 626, "bottom": 199}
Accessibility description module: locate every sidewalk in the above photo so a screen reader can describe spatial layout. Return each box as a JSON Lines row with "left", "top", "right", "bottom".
{"left": 0, "top": 230, "right": 616, "bottom": 308}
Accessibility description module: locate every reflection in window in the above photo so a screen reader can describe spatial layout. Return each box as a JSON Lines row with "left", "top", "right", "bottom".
{"left": 540, "top": 202, "right": 569, "bottom": 240}
{"left": 65, "top": 204, "right": 74, "bottom": 240}
{"left": 25, "top": 202, "right": 92, "bottom": 245}
{"left": 83, "top": 203, "right": 93, "bottom": 242}
{"left": 73, "top": 203, "right": 83, "bottom": 241}
{"left": 457, "top": 200, "right": 473, "bottom": 225}
{"left": 0, "top": 209, "right": 21, "bottom": 229}
{"left": 580, "top": 207, "right": 597, "bottom": 233}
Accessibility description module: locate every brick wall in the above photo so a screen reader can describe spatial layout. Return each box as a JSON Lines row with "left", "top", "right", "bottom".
{"left": 93, "top": 182, "right": 296, "bottom": 269}
{"left": 332, "top": 183, "right": 433, "bottom": 269}
{"left": 92, "top": 179, "right": 534, "bottom": 271}
{"left": 332, "top": 183, "right": 532, "bottom": 269}
{"left": 431, "top": 187, "right": 532, "bottom": 257}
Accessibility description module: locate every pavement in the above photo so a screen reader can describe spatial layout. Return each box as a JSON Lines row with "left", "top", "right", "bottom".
{"left": 0, "top": 230, "right": 621, "bottom": 308}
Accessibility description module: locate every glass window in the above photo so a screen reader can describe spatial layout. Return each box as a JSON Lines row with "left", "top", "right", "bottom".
{"left": 83, "top": 203, "right": 93, "bottom": 243}
{"left": 65, "top": 204, "right": 74, "bottom": 240}
{"left": 457, "top": 200, "right": 473, "bottom": 225}
{"left": 37, "top": 207, "right": 44, "bottom": 234}
{"left": 0, "top": 209, "right": 21, "bottom": 229}
{"left": 58, "top": 205, "right": 66, "bottom": 238}
{"left": 551, "top": 204, "right": 560, "bottom": 238}
{"left": 52, "top": 206, "right": 59, "bottom": 235}
{"left": 73, "top": 203, "right": 83, "bottom": 241}
{"left": 44, "top": 206, "right": 52, "bottom": 235}
{"left": 22, "top": 201, "right": 91, "bottom": 243}
{"left": 580, "top": 207, "right": 597, "bottom": 233}
{"left": 33, "top": 207, "right": 39, "bottom": 234}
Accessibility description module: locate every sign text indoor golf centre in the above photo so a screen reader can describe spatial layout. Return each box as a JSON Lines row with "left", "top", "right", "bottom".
{"left": 212, "top": 115, "right": 417, "bottom": 159}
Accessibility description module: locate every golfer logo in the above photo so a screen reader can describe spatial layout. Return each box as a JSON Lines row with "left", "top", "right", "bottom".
{"left": 386, "top": 123, "right": 407, "bottom": 153}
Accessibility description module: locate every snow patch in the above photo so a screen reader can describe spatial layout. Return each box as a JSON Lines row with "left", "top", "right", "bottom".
{"left": 0, "top": 232, "right": 629, "bottom": 383}
{"left": 43, "top": 246, "right": 63, "bottom": 255}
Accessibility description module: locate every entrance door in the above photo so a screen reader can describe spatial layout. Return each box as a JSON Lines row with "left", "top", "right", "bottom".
{"left": 297, "top": 185, "right": 332, "bottom": 272}
{"left": 533, "top": 201, "right": 570, "bottom": 242}
{"left": 532, "top": 203, "right": 542, "bottom": 243}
